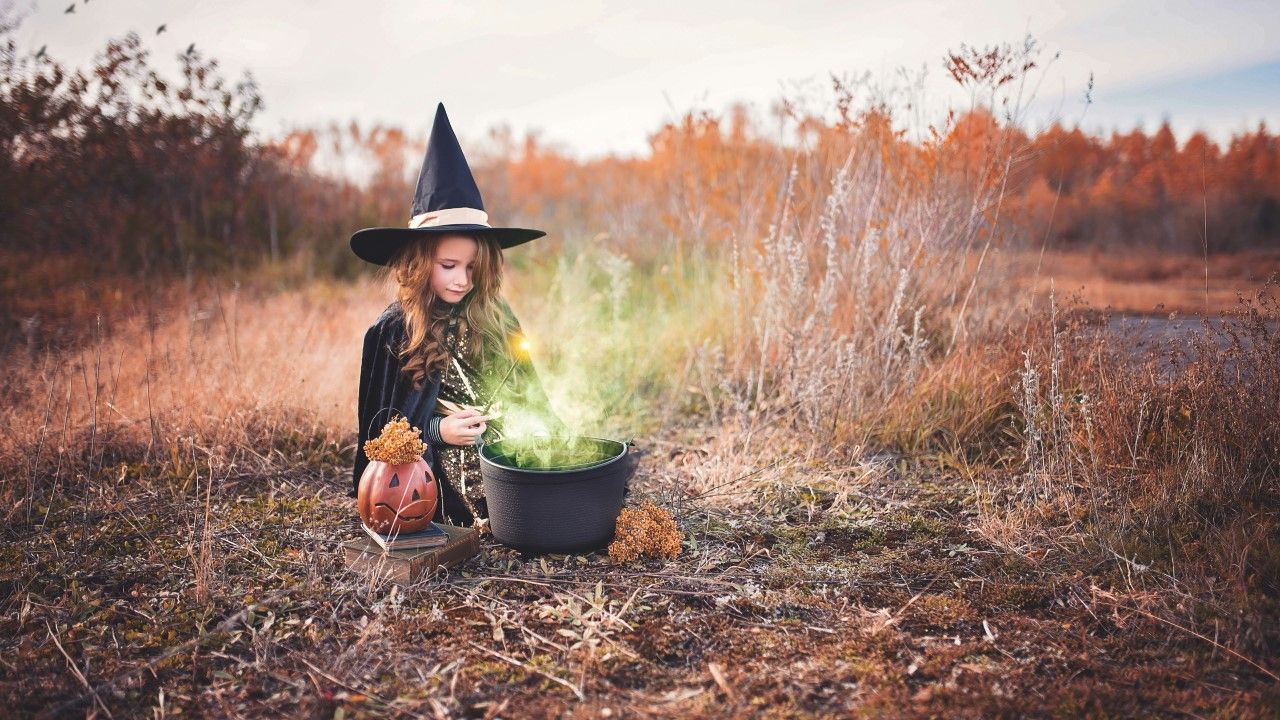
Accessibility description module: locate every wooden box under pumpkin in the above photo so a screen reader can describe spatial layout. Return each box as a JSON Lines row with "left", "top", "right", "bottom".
{"left": 343, "top": 523, "right": 480, "bottom": 584}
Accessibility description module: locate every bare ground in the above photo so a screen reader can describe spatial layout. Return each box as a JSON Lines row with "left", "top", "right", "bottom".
{"left": 2, "top": 422, "right": 1276, "bottom": 719}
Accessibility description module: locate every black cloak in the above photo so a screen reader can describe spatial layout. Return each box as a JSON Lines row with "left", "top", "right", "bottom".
{"left": 351, "top": 299, "right": 564, "bottom": 525}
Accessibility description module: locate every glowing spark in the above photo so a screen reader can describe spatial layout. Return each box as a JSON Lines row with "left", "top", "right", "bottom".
{"left": 481, "top": 334, "right": 531, "bottom": 415}
{"left": 510, "top": 332, "right": 533, "bottom": 361}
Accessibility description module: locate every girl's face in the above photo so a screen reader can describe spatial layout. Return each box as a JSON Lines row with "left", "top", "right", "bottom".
{"left": 430, "top": 234, "right": 479, "bottom": 304}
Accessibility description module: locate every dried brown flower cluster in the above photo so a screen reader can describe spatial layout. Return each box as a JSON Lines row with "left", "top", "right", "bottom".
{"left": 363, "top": 416, "right": 427, "bottom": 465}
{"left": 608, "top": 502, "right": 681, "bottom": 564}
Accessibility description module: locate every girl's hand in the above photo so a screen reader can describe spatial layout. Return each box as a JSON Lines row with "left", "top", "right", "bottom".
{"left": 440, "top": 408, "right": 490, "bottom": 446}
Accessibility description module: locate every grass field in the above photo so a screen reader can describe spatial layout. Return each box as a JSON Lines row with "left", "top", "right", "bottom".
{"left": 5, "top": 413, "right": 1272, "bottom": 717}
{"left": 2, "top": 239, "right": 1277, "bottom": 716}
{"left": 4, "top": 18, "right": 1280, "bottom": 715}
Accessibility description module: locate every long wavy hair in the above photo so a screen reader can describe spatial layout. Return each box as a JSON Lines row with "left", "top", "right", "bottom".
{"left": 386, "top": 233, "right": 517, "bottom": 389}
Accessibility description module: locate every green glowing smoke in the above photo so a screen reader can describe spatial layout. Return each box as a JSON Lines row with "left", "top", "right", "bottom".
{"left": 478, "top": 242, "right": 731, "bottom": 470}
{"left": 486, "top": 404, "right": 608, "bottom": 470}
{"left": 484, "top": 436, "right": 616, "bottom": 471}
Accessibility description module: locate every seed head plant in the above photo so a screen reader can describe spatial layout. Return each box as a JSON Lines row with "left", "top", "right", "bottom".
{"left": 363, "top": 416, "right": 426, "bottom": 465}
{"left": 608, "top": 502, "right": 682, "bottom": 564}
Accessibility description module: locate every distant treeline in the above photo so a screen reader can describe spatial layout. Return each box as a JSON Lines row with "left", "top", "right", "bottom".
{"left": 1010, "top": 119, "right": 1278, "bottom": 252}
{"left": 3, "top": 26, "right": 1277, "bottom": 297}
{"left": 1, "top": 31, "right": 268, "bottom": 276}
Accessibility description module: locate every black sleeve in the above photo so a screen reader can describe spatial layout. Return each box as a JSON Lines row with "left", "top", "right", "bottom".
{"left": 426, "top": 415, "right": 445, "bottom": 446}
{"left": 352, "top": 309, "right": 423, "bottom": 497}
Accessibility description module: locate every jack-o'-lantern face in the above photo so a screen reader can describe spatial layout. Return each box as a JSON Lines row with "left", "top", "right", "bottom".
{"left": 357, "top": 457, "right": 438, "bottom": 534}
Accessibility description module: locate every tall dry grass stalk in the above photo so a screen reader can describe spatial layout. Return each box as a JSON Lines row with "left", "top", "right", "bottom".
{"left": 997, "top": 283, "right": 1280, "bottom": 649}
{"left": 699, "top": 124, "right": 1021, "bottom": 465}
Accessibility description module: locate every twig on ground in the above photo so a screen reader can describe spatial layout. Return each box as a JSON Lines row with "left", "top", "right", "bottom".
{"left": 881, "top": 573, "right": 944, "bottom": 630}
{"left": 45, "top": 589, "right": 292, "bottom": 718}
{"left": 45, "top": 620, "right": 114, "bottom": 719}
{"left": 296, "top": 656, "right": 430, "bottom": 719}
{"left": 683, "top": 459, "right": 783, "bottom": 503}
{"left": 466, "top": 640, "right": 585, "bottom": 701}
{"left": 1097, "top": 598, "right": 1279, "bottom": 683}
{"left": 708, "top": 661, "right": 736, "bottom": 700}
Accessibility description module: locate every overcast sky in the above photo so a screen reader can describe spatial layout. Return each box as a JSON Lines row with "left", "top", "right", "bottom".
{"left": 12, "top": 0, "right": 1279, "bottom": 161}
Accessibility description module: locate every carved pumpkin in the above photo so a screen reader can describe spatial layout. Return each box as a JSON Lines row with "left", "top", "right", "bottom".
{"left": 357, "top": 457, "right": 438, "bottom": 534}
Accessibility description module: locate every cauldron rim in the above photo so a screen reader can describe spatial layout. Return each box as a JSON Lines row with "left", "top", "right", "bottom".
{"left": 479, "top": 435, "right": 638, "bottom": 553}
{"left": 478, "top": 435, "right": 628, "bottom": 479}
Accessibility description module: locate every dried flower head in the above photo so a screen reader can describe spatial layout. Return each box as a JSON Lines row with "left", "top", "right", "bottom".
{"left": 363, "top": 416, "right": 427, "bottom": 465}
{"left": 608, "top": 502, "right": 681, "bottom": 564}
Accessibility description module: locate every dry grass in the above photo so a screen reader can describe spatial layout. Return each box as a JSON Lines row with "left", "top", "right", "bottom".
{"left": 3, "top": 408, "right": 1274, "bottom": 717}
{"left": 989, "top": 285, "right": 1280, "bottom": 644}
{"left": 2, "top": 251, "right": 1276, "bottom": 716}
{"left": 3, "top": 93, "right": 1278, "bottom": 715}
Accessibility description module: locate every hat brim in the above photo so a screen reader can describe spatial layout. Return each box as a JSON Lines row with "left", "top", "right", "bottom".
{"left": 350, "top": 224, "right": 546, "bottom": 266}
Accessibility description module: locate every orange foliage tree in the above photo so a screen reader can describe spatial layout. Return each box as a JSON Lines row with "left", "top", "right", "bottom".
{"left": 5, "top": 18, "right": 1279, "bottom": 352}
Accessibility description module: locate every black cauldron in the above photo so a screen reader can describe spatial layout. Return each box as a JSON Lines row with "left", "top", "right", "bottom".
{"left": 478, "top": 436, "right": 638, "bottom": 554}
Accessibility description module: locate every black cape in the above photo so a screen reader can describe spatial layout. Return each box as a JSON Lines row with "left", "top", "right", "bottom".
{"left": 351, "top": 299, "right": 565, "bottom": 525}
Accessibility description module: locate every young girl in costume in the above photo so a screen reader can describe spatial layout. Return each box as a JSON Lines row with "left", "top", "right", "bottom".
{"left": 349, "top": 103, "right": 565, "bottom": 527}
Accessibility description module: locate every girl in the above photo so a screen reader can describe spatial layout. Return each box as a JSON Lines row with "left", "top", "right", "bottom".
{"left": 349, "top": 103, "right": 566, "bottom": 527}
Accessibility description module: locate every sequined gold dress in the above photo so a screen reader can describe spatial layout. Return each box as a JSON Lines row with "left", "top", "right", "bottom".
{"left": 432, "top": 312, "right": 504, "bottom": 523}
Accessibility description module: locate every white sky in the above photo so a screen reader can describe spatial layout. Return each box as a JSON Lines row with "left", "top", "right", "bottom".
{"left": 11, "top": 0, "right": 1280, "bottom": 162}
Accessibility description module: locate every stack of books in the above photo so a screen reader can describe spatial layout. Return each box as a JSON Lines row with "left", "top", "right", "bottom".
{"left": 343, "top": 522, "right": 480, "bottom": 584}
{"left": 362, "top": 521, "right": 449, "bottom": 550}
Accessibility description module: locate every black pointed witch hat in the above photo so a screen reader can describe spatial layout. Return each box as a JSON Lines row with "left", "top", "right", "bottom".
{"left": 349, "top": 103, "right": 545, "bottom": 266}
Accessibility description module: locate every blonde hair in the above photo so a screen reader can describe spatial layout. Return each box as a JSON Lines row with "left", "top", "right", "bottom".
{"left": 386, "top": 233, "right": 517, "bottom": 389}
